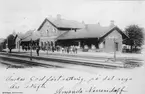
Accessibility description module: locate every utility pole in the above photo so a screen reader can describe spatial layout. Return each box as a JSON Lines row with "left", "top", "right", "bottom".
{"left": 114, "top": 38, "right": 116, "bottom": 62}
{"left": 108, "top": 36, "right": 117, "bottom": 62}
{"left": 30, "top": 39, "right": 32, "bottom": 61}
{"left": 47, "top": 41, "right": 48, "bottom": 55}
{"left": 7, "top": 36, "right": 8, "bottom": 53}
{"left": 19, "top": 40, "right": 21, "bottom": 52}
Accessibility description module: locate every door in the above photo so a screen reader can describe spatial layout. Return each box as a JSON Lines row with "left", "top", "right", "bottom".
{"left": 115, "top": 42, "right": 119, "bottom": 51}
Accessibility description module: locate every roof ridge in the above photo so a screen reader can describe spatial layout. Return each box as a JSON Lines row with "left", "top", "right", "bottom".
{"left": 47, "top": 17, "right": 85, "bottom": 29}
{"left": 47, "top": 17, "right": 80, "bottom": 22}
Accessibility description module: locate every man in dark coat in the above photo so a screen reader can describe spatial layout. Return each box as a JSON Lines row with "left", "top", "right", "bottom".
{"left": 36, "top": 45, "right": 40, "bottom": 56}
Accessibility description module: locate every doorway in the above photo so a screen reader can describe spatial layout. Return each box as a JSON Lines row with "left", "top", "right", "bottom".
{"left": 115, "top": 42, "right": 119, "bottom": 51}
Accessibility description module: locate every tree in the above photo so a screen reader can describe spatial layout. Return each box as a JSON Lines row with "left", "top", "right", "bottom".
{"left": 0, "top": 39, "right": 7, "bottom": 51}
{"left": 7, "top": 34, "right": 17, "bottom": 53}
{"left": 124, "top": 25, "right": 144, "bottom": 52}
{"left": 2, "top": 39, "right": 7, "bottom": 49}
{"left": 0, "top": 43, "right": 2, "bottom": 51}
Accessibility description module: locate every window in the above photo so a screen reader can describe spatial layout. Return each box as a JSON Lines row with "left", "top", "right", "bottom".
{"left": 103, "top": 41, "right": 105, "bottom": 45}
{"left": 47, "top": 30, "right": 49, "bottom": 36}
{"left": 115, "top": 42, "right": 119, "bottom": 51}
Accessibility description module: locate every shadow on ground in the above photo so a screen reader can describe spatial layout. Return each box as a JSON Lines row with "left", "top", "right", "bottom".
{"left": 0, "top": 60, "right": 63, "bottom": 69}
{"left": 1, "top": 50, "right": 28, "bottom": 54}
{"left": 124, "top": 60, "right": 144, "bottom": 69}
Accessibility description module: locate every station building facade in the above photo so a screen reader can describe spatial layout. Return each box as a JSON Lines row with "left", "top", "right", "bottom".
{"left": 37, "top": 15, "right": 128, "bottom": 52}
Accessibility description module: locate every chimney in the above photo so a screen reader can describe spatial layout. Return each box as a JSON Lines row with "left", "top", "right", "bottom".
{"left": 48, "top": 15, "right": 52, "bottom": 18}
{"left": 57, "top": 14, "right": 61, "bottom": 20}
{"left": 82, "top": 21, "right": 85, "bottom": 24}
{"left": 110, "top": 20, "right": 115, "bottom": 27}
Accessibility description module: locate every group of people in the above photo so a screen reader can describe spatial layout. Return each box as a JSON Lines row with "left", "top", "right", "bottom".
{"left": 22, "top": 45, "right": 78, "bottom": 56}
{"left": 61, "top": 46, "right": 78, "bottom": 54}
{"left": 22, "top": 45, "right": 40, "bottom": 56}
{"left": 22, "top": 45, "right": 30, "bottom": 51}
{"left": 45, "top": 45, "right": 78, "bottom": 54}
{"left": 43, "top": 45, "right": 78, "bottom": 54}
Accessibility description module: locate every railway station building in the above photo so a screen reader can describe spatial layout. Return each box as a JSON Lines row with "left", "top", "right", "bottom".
{"left": 27, "top": 14, "right": 128, "bottom": 52}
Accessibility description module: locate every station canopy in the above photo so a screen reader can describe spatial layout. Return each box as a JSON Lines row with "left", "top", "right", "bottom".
{"left": 21, "top": 30, "right": 41, "bottom": 42}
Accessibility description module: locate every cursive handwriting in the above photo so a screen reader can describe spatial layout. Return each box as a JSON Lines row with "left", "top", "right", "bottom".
{"left": 4, "top": 74, "right": 132, "bottom": 93}
{"left": 54, "top": 86, "right": 127, "bottom": 94}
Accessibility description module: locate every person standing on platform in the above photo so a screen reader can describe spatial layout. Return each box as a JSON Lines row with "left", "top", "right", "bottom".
{"left": 36, "top": 45, "right": 40, "bottom": 56}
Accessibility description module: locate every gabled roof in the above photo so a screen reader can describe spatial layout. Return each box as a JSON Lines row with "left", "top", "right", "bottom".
{"left": 57, "top": 24, "right": 128, "bottom": 40}
{"left": 57, "top": 24, "right": 113, "bottom": 40}
{"left": 100, "top": 26, "right": 128, "bottom": 40}
{"left": 17, "top": 33, "right": 24, "bottom": 39}
{"left": 21, "top": 30, "right": 41, "bottom": 42}
{"left": 37, "top": 17, "right": 85, "bottom": 31}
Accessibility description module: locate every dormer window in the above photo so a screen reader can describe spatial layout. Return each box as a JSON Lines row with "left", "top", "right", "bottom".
{"left": 52, "top": 28, "right": 55, "bottom": 32}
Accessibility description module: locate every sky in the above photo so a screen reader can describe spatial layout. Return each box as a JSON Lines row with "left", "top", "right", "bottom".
{"left": 0, "top": 0, "right": 145, "bottom": 38}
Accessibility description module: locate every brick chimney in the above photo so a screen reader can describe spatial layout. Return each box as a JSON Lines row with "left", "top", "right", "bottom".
{"left": 110, "top": 20, "right": 115, "bottom": 27}
{"left": 57, "top": 14, "right": 61, "bottom": 20}
{"left": 82, "top": 21, "right": 85, "bottom": 24}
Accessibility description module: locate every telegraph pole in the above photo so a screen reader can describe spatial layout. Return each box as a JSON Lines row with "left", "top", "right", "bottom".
{"left": 114, "top": 38, "right": 116, "bottom": 62}
{"left": 47, "top": 41, "right": 48, "bottom": 55}
{"left": 108, "top": 36, "right": 117, "bottom": 62}
{"left": 7, "top": 37, "right": 8, "bottom": 53}
{"left": 30, "top": 39, "right": 32, "bottom": 61}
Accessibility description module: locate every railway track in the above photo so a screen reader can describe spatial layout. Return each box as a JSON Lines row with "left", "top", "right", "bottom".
{"left": 0, "top": 52, "right": 125, "bottom": 69}
{"left": 0, "top": 55, "right": 63, "bottom": 68}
